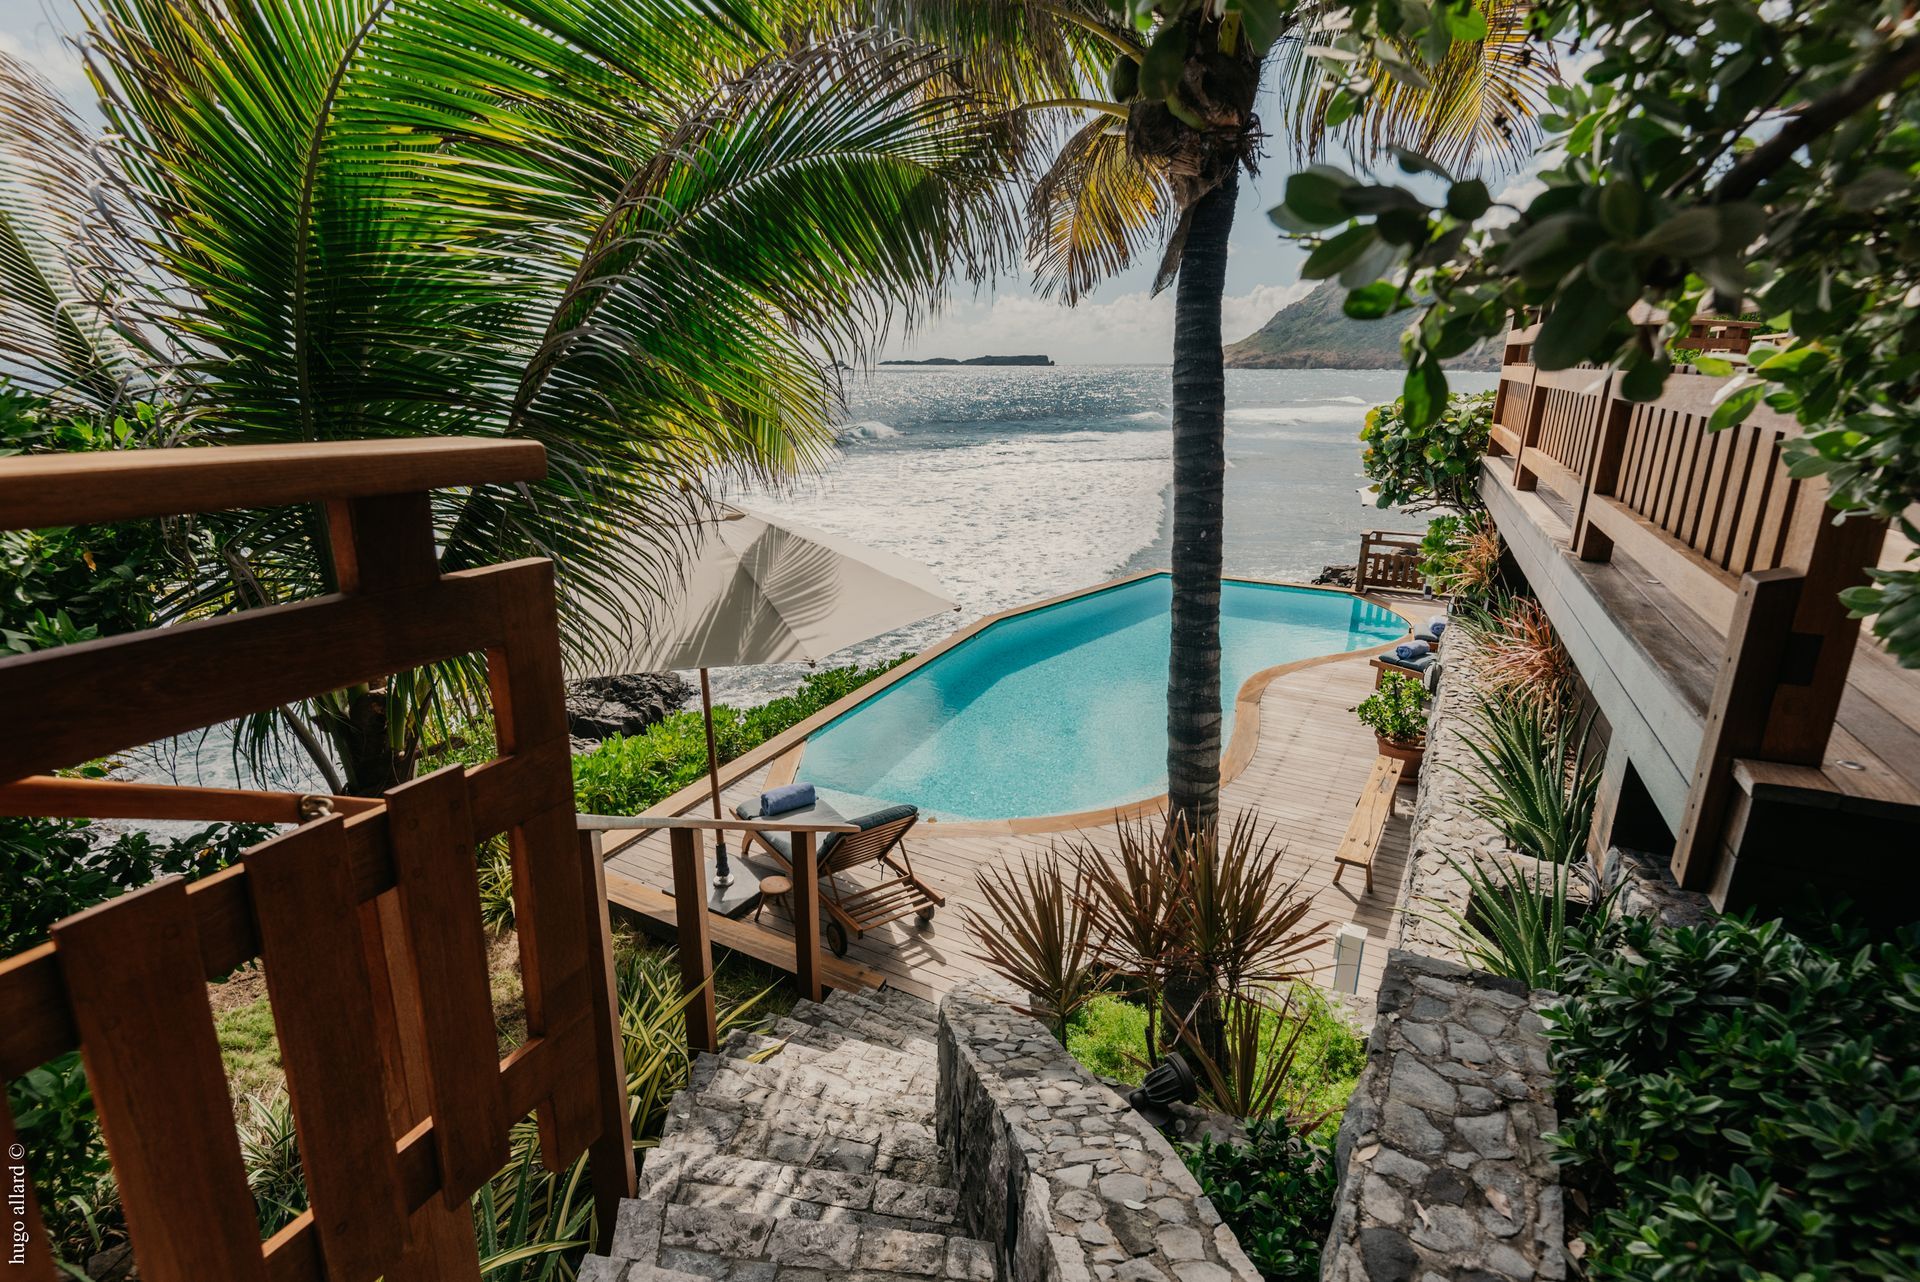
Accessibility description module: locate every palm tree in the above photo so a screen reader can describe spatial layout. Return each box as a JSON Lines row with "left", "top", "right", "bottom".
{"left": 865, "top": 0, "right": 1553, "bottom": 832}
{"left": 0, "top": 0, "right": 1020, "bottom": 793}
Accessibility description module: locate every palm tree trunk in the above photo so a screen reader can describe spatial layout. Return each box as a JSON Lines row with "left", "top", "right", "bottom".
{"left": 1166, "top": 171, "right": 1237, "bottom": 836}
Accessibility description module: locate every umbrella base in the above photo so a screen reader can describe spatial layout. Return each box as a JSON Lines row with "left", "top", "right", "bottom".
{"left": 706, "top": 849, "right": 781, "bottom": 919}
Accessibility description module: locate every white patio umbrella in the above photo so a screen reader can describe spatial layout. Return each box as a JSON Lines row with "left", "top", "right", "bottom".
{"left": 570, "top": 504, "right": 955, "bottom": 907}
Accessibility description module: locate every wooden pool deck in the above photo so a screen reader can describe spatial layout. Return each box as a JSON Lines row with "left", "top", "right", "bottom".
{"left": 600, "top": 652, "right": 1415, "bottom": 1011}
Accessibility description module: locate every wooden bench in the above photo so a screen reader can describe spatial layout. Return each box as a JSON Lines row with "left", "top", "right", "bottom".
{"left": 1334, "top": 755, "right": 1408, "bottom": 894}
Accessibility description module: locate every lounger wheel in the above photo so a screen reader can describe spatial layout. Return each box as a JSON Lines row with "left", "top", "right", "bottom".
{"left": 825, "top": 920, "right": 850, "bottom": 958}
{"left": 916, "top": 906, "right": 936, "bottom": 925}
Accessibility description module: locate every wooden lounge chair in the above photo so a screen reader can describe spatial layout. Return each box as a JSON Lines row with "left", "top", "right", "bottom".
{"left": 1334, "top": 755, "right": 1407, "bottom": 894}
{"left": 735, "top": 799, "right": 944, "bottom": 957}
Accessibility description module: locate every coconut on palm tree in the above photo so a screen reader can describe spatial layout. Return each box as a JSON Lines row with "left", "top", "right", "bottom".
{"left": 863, "top": 0, "right": 1554, "bottom": 832}
{"left": 0, "top": 0, "right": 1021, "bottom": 793}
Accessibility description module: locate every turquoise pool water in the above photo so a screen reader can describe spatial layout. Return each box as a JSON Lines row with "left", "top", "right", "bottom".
{"left": 795, "top": 575, "right": 1407, "bottom": 821}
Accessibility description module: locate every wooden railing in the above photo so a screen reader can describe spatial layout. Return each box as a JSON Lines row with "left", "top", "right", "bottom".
{"left": 1489, "top": 331, "right": 1888, "bottom": 889}
{"left": 1354, "top": 529, "right": 1425, "bottom": 595}
{"left": 577, "top": 813, "right": 856, "bottom": 1049}
{"left": 0, "top": 441, "right": 634, "bottom": 1280}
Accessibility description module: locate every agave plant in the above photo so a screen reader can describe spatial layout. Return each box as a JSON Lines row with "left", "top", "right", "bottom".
{"left": 1454, "top": 697, "right": 1603, "bottom": 866}
{"left": 0, "top": 1, "right": 1019, "bottom": 794}
{"left": 1432, "top": 850, "right": 1622, "bottom": 991}
{"left": 235, "top": 1091, "right": 307, "bottom": 1236}
{"left": 966, "top": 853, "right": 1107, "bottom": 1043}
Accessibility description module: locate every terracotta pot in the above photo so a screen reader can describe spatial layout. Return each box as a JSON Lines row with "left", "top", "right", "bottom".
{"left": 1375, "top": 734, "right": 1426, "bottom": 779}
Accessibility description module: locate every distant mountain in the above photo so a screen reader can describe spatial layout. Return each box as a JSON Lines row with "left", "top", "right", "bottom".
{"left": 1223, "top": 281, "right": 1498, "bottom": 370}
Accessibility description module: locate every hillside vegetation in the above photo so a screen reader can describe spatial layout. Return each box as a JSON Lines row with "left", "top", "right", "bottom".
{"left": 1224, "top": 282, "right": 1499, "bottom": 370}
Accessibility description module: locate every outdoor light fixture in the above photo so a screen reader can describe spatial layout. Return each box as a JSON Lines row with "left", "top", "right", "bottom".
{"left": 1128, "top": 1052, "right": 1199, "bottom": 1130}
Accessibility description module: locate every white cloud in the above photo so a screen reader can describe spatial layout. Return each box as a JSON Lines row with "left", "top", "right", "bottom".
{"left": 0, "top": 1, "right": 92, "bottom": 108}
{"left": 892, "top": 279, "right": 1315, "bottom": 366}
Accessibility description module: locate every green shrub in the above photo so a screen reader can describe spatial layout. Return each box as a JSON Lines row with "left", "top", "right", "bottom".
{"left": 1065, "top": 986, "right": 1366, "bottom": 1128}
{"left": 1182, "top": 1119, "right": 1338, "bottom": 1282}
{"left": 1547, "top": 914, "right": 1920, "bottom": 1281}
{"left": 1353, "top": 672, "right": 1428, "bottom": 745}
{"left": 1359, "top": 390, "right": 1492, "bottom": 514}
{"left": 572, "top": 656, "right": 910, "bottom": 814}
{"left": 1, "top": 814, "right": 272, "bottom": 955}
{"left": 1417, "top": 514, "right": 1464, "bottom": 586}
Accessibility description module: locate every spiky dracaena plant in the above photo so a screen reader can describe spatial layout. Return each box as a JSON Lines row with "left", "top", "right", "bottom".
{"left": 0, "top": 3, "right": 1022, "bottom": 794}
{"left": 854, "top": 0, "right": 1555, "bottom": 832}
{"left": 1454, "top": 697, "right": 1603, "bottom": 865}
{"left": 1068, "top": 814, "right": 1186, "bottom": 1059}
{"left": 967, "top": 853, "right": 1107, "bottom": 1042}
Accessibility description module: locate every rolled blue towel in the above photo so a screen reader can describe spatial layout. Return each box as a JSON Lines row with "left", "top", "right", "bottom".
{"left": 1394, "top": 640, "right": 1431, "bottom": 662}
{"left": 759, "top": 782, "right": 816, "bottom": 816}
{"left": 1428, "top": 616, "right": 1447, "bottom": 637}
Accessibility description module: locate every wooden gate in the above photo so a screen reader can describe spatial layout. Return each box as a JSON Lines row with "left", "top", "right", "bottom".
{"left": 0, "top": 440, "right": 634, "bottom": 1280}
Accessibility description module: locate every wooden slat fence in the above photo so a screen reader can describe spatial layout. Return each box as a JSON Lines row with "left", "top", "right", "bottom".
{"left": 1488, "top": 325, "right": 1890, "bottom": 895}
{"left": 0, "top": 441, "right": 634, "bottom": 1282}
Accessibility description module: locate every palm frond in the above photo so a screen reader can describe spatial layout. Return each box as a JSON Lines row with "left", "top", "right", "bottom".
{"left": 0, "top": 55, "right": 153, "bottom": 412}
{"left": 1027, "top": 113, "right": 1175, "bottom": 303}
{"left": 1270, "top": 0, "right": 1556, "bottom": 174}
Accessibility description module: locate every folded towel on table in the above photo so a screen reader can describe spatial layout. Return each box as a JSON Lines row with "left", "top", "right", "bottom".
{"left": 1394, "top": 640, "right": 1431, "bottom": 661}
{"left": 759, "top": 782, "right": 816, "bottom": 816}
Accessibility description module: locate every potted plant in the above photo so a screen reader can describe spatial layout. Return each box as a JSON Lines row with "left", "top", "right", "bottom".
{"left": 1355, "top": 673, "right": 1429, "bottom": 777}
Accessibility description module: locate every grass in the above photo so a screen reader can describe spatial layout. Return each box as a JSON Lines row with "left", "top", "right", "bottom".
{"left": 206, "top": 925, "right": 797, "bottom": 1112}
{"left": 1064, "top": 985, "right": 1369, "bottom": 1133}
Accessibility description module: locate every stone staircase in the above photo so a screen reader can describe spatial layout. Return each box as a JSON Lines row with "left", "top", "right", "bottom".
{"left": 580, "top": 986, "right": 996, "bottom": 1282}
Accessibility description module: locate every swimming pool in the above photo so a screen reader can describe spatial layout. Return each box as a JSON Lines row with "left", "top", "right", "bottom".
{"left": 793, "top": 574, "right": 1408, "bottom": 821}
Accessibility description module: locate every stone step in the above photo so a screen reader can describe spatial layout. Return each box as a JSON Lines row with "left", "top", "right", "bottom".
{"left": 578, "top": 1256, "right": 706, "bottom": 1282}
{"left": 721, "top": 1028, "right": 929, "bottom": 1082}
{"left": 824, "top": 988, "right": 940, "bottom": 1037}
{"left": 786, "top": 999, "right": 936, "bottom": 1056}
{"left": 610, "top": 1194, "right": 993, "bottom": 1281}
{"left": 842, "top": 984, "right": 941, "bottom": 1025}
{"left": 687, "top": 1053, "right": 935, "bottom": 1121}
{"left": 636, "top": 1146, "right": 962, "bottom": 1230}
{"left": 660, "top": 1095, "right": 949, "bottom": 1185}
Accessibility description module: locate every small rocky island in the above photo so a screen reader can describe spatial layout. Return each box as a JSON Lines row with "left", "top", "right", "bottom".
{"left": 880, "top": 354, "right": 1054, "bottom": 366}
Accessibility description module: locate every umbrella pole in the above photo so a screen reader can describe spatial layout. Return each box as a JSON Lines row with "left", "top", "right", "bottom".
{"left": 700, "top": 667, "right": 731, "bottom": 886}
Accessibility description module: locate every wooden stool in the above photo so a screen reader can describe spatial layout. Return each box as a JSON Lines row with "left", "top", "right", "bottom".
{"left": 753, "top": 875, "right": 794, "bottom": 924}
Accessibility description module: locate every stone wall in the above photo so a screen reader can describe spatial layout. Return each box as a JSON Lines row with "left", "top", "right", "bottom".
{"left": 936, "top": 981, "right": 1262, "bottom": 1282}
{"left": 1321, "top": 952, "right": 1564, "bottom": 1282}
{"left": 1392, "top": 623, "right": 1499, "bottom": 964}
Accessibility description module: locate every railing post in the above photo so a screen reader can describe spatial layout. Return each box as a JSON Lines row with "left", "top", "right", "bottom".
{"left": 668, "top": 826, "right": 718, "bottom": 1053}
{"left": 791, "top": 830, "right": 824, "bottom": 1003}
{"left": 1671, "top": 503, "right": 1887, "bottom": 893}
{"left": 579, "top": 828, "right": 635, "bottom": 1253}
{"left": 1354, "top": 533, "right": 1373, "bottom": 595}
{"left": 1671, "top": 570, "right": 1801, "bottom": 890}
{"left": 1574, "top": 377, "right": 1632, "bottom": 561}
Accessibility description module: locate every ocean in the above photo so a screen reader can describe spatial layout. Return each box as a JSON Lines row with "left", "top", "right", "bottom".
{"left": 709, "top": 364, "right": 1496, "bottom": 704}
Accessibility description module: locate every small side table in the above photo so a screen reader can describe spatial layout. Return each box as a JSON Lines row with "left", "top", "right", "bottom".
{"left": 753, "top": 875, "right": 794, "bottom": 924}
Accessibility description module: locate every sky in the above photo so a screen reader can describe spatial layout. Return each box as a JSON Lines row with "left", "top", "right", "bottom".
{"left": 0, "top": 0, "right": 1541, "bottom": 365}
